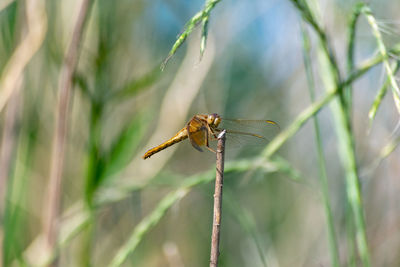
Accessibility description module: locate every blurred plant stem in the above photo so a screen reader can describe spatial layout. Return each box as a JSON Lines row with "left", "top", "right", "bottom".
{"left": 161, "top": 0, "right": 221, "bottom": 69}
{"left": 224, "top": 190, "right": 269, "bottom": 267}
{"left": 297, "top": 1, "right": 370, "bottom": 266}
{"left": 0, "top": 0, "right": 47, "bottom": 113}
{"left": 85, "top": 102, "right": 104, "bottom": 207}
{"left": 0, "top": 86, "right": 20, "bottom": 266}
{"left": 345, "top": 3, "right": 363, "bottom": 115}
{"left": 288, "top": 1, "right": 372, "bottom": 266}
{"left": 261, "top": 40, "right": 400, "bottom": 159}
{"left": 0, "top": 0, "right": 15, "bottom": 12}
{"left": 0, "top": 0, "right": 46, "bottom": 265}
{"left": 362, "top": 4, "right": 400, "bottom": 114}
{"left": 368, "top": 61, "right": 400, "bottom": 127}
{"left": 80, "top": 99, "right": 104, "bottom": 266}
{"left": 80, "top": 213, "right": 94, "bottom": 267}
{"left": 300, "top": 22, "right": 340, "bottom": 267}
{"left": 43, "top": 0, "right": 93, "bottom": 264}
{"left": 0, "top": 83, "right": 20, "bottom": 218}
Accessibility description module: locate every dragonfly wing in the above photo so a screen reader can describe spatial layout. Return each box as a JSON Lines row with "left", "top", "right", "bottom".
{"left": 221, "top": 118, "right": 279, "bottom": 129}
{"left": 187, "top": 117, "right": 208, "bottom": 152}
{"left": 220, "top": 118, "right": 279, "bottom": 142}
{"left": 213, "top": 120, "right": 278, "bottom": 151}
{"left": 225, "top": 129, "right": 268, "bottom": 140}
{"left": 221, "top": 129, "right": 269, "bottom": 149}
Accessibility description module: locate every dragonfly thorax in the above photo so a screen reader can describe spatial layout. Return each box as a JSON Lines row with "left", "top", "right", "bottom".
{"left": 207, "top": 113, "right": 221, "bottom": 127}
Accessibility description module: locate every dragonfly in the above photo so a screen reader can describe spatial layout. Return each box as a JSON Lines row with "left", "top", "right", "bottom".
{"left": 142, "top": 113, "right": 278, "bottom": 159}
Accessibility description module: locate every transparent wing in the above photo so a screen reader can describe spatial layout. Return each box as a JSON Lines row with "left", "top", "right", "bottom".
{"left": 219, "top": 118, "right": 279, "bottom": 143}
{"left": 209, "top": 118, "right": 279, "bottom": 154}
{"left": 221, "top": 118, "right": 279, "bottom": 129}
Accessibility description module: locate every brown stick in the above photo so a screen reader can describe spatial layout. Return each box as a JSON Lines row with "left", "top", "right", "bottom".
{"left": 43, "top": 0, "right": 93, "bottom": 261}
{"left": 210, "top": 130, "right": 226, "bottom": 267}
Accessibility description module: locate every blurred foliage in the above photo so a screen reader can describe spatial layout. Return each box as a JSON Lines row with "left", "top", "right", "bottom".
{"left": 0, "top": 0, "right": 400, "bottom": 266}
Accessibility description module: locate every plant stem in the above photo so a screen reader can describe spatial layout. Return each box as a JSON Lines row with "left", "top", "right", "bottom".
{"left": 300, "top": 22, "right": 340, "bottom": 267}
{"left": 210, "top": 130, "right": 226, "bottom": 267}
{"left": 289, "top": 2, "right": 371, "bottom": 265}
{"left": 43, "top": 0, "right": 93, "bottom": 262}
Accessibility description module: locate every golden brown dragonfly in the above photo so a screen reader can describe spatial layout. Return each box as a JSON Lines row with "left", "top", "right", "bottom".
{"left": 142, "top": 113, "right": 278, "bottom": 159}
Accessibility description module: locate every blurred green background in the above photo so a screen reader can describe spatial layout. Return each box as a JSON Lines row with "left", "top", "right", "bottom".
{"left": 0, "top": 0, "right": 400, "bottom": 266}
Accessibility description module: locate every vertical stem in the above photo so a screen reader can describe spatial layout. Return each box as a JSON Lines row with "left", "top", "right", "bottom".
{"left": 0, "top": 87, "right": 20, "bottom": 266}
{"left": 335, "top": 94, "right": 370, "bottom": 267}
{"left": 43, "top": 0, "right": 93, "bottom": 261}
{"left": 300, "top": 23, "right": 340, "bottom": 267}
{"left": 289, "top": 2, "right": 370, "bottom": 265}
{"left": 345, "top": 3, "right": 363, "bottom": 113}
{"left": 210, "top": 130, "right": 226, "bottom": 267}
{"left": 0, "top": 88, "right": 20, "bottom": 216}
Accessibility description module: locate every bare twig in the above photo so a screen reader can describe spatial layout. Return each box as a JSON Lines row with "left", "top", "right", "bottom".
{"left": 42, "top": 0, "right": 93, "bottom": 262}
{"left": 210, "top": 130, "right": 226, "bottom": 267}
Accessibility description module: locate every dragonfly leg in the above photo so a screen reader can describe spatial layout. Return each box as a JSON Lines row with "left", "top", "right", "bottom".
{"left": 209, "top": 132, "right": 218, "bottom": 141}
{"left": 208, "top": 125, "right": 219, "bottom": 139}
{"left": 206, "top": 128, "right": 216, "bottom": 153}
{"left": 206, "top": 145, "right": 216, "bottom": 153}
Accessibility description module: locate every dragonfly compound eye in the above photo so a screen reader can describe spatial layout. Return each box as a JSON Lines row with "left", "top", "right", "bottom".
{"left": 214, "top": 116, "right": 221, "bottom": 126}
{"left": 207, "top": 115, "right": 214, "bottom": 125}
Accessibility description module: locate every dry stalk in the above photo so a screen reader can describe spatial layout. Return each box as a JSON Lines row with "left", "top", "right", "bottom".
{"left": 210, "top": 130, "right": 226, "bottom": 267}
{"left": 42, "top": 0, "right": 93, "bottom": 262}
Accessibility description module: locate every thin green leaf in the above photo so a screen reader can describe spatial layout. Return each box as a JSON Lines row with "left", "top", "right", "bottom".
{"left": 103, "top": 114, "right": 147, "bottom": 179}
{"left": 262, "top": 88, "right": 337, "bottom": 159}
{"left": 345, "top": 2, "right": 364, "bottom": 112}
{"left": 109, "top": 187, "right": 189, "bottom": 267}
{"left": 301, "top": 22, "right": 340, "bottom": 267}
{"left": 361, "top": 4, "right": 400, "bottom": 114}
{"left": 368, "top": 61, "right": 400, "bottom": 126}
{"left": 224, "top": 190, "right": 269, "bottom": 267}
{"left": 111, "top": 67, "right": 161, "bottom": 101}
{"left": 292, "top": 1, "right": 371, "bottom": 265}
{"left": 379, "top": 135, "right": 400, "bottom": 159}
{"left": 200, "top": 15, "right": 209, "bottom": 60}
{"left": 161, "top": 0, "right": 221, "bottom": 70}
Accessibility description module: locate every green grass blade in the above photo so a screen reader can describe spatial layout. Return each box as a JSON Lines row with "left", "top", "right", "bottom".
{"left": 321, "top": 40, "right": 371, "bottom": 267}
{"left": 261, "top": 88, "right": 337, "bottom": 159}
{"left": 361, "top": 4, "right": 400, "bottom": 114}
{"left": 161, "top": 0, "right": 221, "bottom": 70}
{"left": 345, "top": 3, "right": 364, "bottom": 113}
{"left": 224, "top": 190, "right": 269, "bottom": 267}
{"left": 110, "top": 67, "right": 161, "bottom": 101}
{"left": 368, "top": 61, "right": 400, "bottom": 126}
{"left": 300, "top": 22, "right": 340, "bottom": 267}
{"left": 200, "top": 15, "right": 209, "bottom": 60}
{"left": 108, "top": 187, "right": 189, "bottom": 267}
{"left": 290, "top": 1, "right": 371, "bottom": 266}
{"left": 103, "top": 114, "right": 146, "bottom": 179}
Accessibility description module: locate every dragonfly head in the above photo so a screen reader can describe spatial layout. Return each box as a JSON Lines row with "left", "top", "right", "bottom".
{"left": 207, "top": 113, "right": 221, "bottom": 127}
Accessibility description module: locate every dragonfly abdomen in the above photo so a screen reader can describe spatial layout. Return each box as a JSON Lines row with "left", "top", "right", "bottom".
{"left": 142, "top": 128, "right": 188, "bottom": 159}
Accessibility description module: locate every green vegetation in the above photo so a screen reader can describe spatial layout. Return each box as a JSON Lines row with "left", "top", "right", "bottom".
{"left": 0, "top": 0, "right": 399, "bottom": 266}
